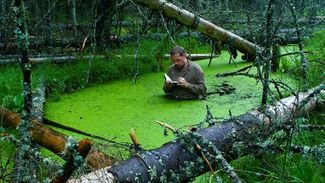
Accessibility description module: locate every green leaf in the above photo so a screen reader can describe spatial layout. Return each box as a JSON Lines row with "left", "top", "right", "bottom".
{"left": 13, "top": 95, "right": 24, "bottom": 107}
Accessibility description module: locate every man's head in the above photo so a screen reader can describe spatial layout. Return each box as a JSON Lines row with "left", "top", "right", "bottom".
{"left": 170, "top": 46, "right": 188, "bottom": 70}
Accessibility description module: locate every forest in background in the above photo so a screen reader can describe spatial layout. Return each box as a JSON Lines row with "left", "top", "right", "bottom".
{"left": 0, "top": 0, "right": 325, "bottom": 182}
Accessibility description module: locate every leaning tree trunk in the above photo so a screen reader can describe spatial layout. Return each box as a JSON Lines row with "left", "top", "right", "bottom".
{"left": 133, "top": 0, "right": 261, "bottom": 58}
{"left": 69, "top": 84, "right": 324, "bottom": 182}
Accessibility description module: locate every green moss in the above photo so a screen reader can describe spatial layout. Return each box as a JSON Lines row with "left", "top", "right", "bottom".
{"left": 44, "top": 55, "right": 260, "bottom": 149}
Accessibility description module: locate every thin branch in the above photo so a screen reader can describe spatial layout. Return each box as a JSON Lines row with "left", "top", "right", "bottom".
{"left": 159, "top": 12, "right": 176, "bottom": 45}
{"left": 155, "top": 120, "right": 176, "bottom": 133}
{"left": 289, "top": 1, "right": 308, "bottom": 92}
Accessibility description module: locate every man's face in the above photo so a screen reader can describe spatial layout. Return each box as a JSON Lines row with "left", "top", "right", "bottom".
{"left": 171, "top": 53, "right": 187, "bottom": 70}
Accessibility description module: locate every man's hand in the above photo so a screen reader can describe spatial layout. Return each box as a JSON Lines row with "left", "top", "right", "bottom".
{"left": 177, "top": 77, "right": 189, "bottom": 88}
{"left": 164, "top": 80, "right": 174, "bottom": 90}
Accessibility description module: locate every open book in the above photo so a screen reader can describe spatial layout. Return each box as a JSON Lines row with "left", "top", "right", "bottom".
{"left": 164, "top": 73, "right": 178, "bottom": 84}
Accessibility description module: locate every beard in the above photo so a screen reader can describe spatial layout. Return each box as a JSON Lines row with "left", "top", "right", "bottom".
{"left": 174, "top": 64, "right": 184, "bottom": 70}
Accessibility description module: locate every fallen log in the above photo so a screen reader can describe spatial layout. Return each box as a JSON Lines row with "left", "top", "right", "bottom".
{"left": 221, "top": 16, "right": 325, "bottom": 25}
{"left": 0, "top": 36, "right": 121, "bottom": 53}
{"left": 133, "top": 0, "right": 262, "bottom": 58}
{"left": 0, "top": 53, "right": 213, "bottom": 65}
{"left": 69, "top": 84, "right": 324, "bottom": 182}
{"left": 0, "top": 55, "right": 108, "bottom": 65}
{"left": 0, "top": 108, "right": 116, "bottom": 169}
{"left": 163, "top": 53, "right": 218, "bottom": 61}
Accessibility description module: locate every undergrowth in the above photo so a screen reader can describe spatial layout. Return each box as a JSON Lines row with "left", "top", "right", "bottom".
{"left": 279, "top": 30, "right": 325, "bottom": 89}
{"left": 197, "top": 108, "right": 325, "bottom": 183}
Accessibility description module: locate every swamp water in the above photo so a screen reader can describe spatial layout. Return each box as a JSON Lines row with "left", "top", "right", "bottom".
{"left": 44, "top": 57, "right": 265, "bottom": 149}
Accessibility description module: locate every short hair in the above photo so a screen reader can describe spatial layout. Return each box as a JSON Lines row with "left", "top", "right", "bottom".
{"left": 170, "top": 46, "right": 186, "bottom": 56}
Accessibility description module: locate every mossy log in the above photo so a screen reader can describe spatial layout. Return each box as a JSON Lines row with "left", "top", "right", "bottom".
{"left": 69, "top": 85, "right": 324, "bottom": 182}
{"left": 0, "top": 108, "right": 116, "bottom": 169}
{"left": 133, "top": 0, "right": 261, "bottom": 57}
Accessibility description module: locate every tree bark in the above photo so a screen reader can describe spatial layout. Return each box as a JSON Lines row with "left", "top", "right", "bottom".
{"left": 95, "top": 0, "right": 116, "bottom": 48}
{"left": 52, "top": 139, "right": 91, "bottom": 183}
{"left": 0, "top": 35, "right": 121, "bottom": 53}
{"left": 46, "top": 0, "right": 53, "bottom": 51}
{"left": 133, "top": 0, "right": 261, "bottom": 57}
{"left": 271, "top": 44, "right": 280, "bottom": 72}
{"left": 69, "top": 0, "right": 78, "bottom": 37}
{"left": 0, "top": 108, "right": 116, "bottom": 169}
{"left": 0, "top": 0, "right": 6, "bottom": 42}
{"left": 69, "top": 85, "right": 324, "bottom": 182}
{"left": 0, "top": 53, "right": 213, "bottom": 65}
{"left": 261, "top": 0, "right": 275, "bottom": 110}
{"left": 0, "top": 54, "right": 109, "bottom": 65}
{"left": 31, "top": 78, "right": 46, "bottom": 122}
{"left": 12, "top": 0, "right": 36, "bottom": 181}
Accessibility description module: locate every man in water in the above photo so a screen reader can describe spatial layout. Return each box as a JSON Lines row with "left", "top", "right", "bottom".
{"left": 163, "top": 46, "right": 207, "bottom": 100}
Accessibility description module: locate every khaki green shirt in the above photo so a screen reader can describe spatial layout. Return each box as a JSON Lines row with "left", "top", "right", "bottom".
{"left": 163, "top": 61, "right": 207, "bottom": 99}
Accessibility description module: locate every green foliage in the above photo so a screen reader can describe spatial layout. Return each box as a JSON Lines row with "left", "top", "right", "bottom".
{"left": 304, "top": 30, "right": 325, "bottom": 87}
{"left": 279, "top": 57, "right": 291, "bottom": 73}
{"left": 278, "top": 30, "right": 325, "bottom": 89}
{"left": 226, "top": 109, "right": 325, "bottom": 183}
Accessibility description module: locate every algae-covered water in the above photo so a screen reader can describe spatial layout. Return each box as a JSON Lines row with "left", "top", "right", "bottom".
{"left": 44, "top": 54, "right": 268, "bottom": 149}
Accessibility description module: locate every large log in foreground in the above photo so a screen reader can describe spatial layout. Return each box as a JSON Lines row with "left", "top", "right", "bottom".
{"left": 69, "top": 85, "right": 324, "bottom": 183}
{"left": 0, "top": 108, "right": 116, "bottom": 169}
{"left": 133, "top": 0, "right": 261, "bottom": 57}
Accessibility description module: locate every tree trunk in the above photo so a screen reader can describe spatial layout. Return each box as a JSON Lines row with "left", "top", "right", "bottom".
{"left": 95, "top": 0, "right": 115, "bottom": 48}
{"left": 69, "top": 0, "right": 78, "bottom": 37}
{"left": 0, "top": 54, "right": 110, "bottom": 65}
{"left": 0, "top": 53, "right": 213, "bottom": 65}
{"left": 52, "top": 139, "right": 91, "bottom": 183}
{"left": 46, "top": 0, "right": 53, "bottom": 52}
{"left": 69, "top": 85, "right": 324, "bottom": 183}
{"left": 0, "top": 34, "right": 121, "bottom": 54}
{"left": 261, "top": 0, "right": 275, "bottom": 110}
{"left": 12, "top": 0, "right": 36, "bottom": 181}
{"left": 0, "top": 0, "right": 6, "bottom": 42}
{"left": 0, "top": 108, "right": 116, "bottom": 169}
{"left": 31, "top": 78, "right": 46, "bottom": 122}
{"left": 133, "top": 0, "right": 261, "bottom": 58}
{"left": 163, "top": 53, "right": 218, "bottom": 61}
{"left": 271, "top": 44, "right": 280, "bottom": 72}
